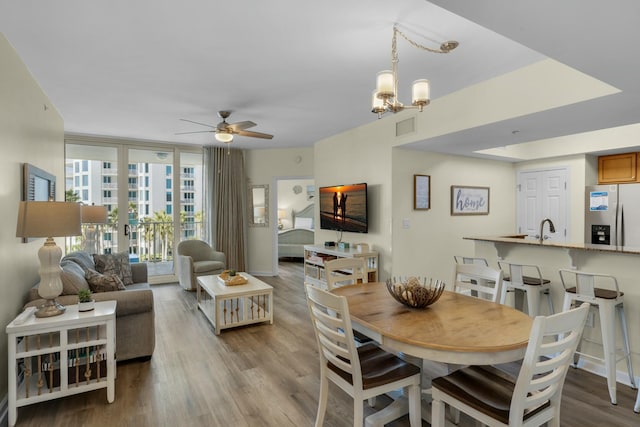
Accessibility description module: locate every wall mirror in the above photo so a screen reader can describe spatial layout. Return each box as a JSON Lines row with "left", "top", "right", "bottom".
{"left": 249, "top": 184, "right": 269, "bottom": 227}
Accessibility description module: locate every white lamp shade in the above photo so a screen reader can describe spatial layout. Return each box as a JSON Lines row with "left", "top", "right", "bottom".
{"left": 371, "top": 90, "right": 385, "bottom": 111}
{"left": 81, "top": 204, "right": 108, "bottom": 224}
{"left": 411, "top": 79, "right": 430, "bottom": 104}
{"left": 16, "top": 201, "right": 82, "bottom": 238}
{"left": 376, "top": 70, "right": 394, "bottom": 97}
{"left": 215, "top": 132, "right": 234, "bottom": 143}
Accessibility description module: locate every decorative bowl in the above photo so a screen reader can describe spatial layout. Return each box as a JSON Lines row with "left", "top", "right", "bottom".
{"left": 386, "top": 276, "right": 446, "bottom": 309}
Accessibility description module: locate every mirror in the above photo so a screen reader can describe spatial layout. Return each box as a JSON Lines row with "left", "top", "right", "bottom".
{"left": 249, "top": 184, "right": 269, "bottom": 227}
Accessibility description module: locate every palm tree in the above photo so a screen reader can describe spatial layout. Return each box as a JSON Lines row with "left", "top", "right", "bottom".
{"left": 153, "top": 210, "right": 172, "bottom": 261}
{"left": 65, "top": 189, "right": 80, "bottom": 202}
{"left": 137, "top": 216, "right": 155, "bottom": 262}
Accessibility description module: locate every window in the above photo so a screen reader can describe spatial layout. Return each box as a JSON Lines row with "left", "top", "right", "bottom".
{"left": 166, "top": 178, "right": 171, "bottom": 189}
{"left": 82, "top": 175, "right": 89, "bottom": 186}
{"left": 103, "top": 176, "right": 112, "bottom": 184}
{"left": 166, "top": 165, "right": 172, "bottom": 175}
{"left": 166, "top": 192, "right": 172, "bottom": 202}
{"left": 144, "top": 176, "right": 149, "bottom": 187}
{"left": 128, "top": 164, "right": 137, "bottom": 173}
{"left": 74, "top": 176, "right": 80, "bottom": 186}
{"left": 82, "top": 189, "right": 88, "bottom": 200}
{"left": 103, "top": 161, "right": 111, "bottom": 169}
{"left": 167, "top": 205, "right": 172, "bottom": 215}
{"left": 103, "top": 190, "right": 112, "bottom": 198}
{"left": 128, "top": 191, "right": 137, "bottom": 201}
{"left": 82, "top": 160, "right": 88, "bottom": 172}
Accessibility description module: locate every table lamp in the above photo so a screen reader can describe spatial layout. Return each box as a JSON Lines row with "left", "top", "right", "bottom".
{"left": 16, "top": 201, "right": 81, "bottom": 317}
{"left": 81, "top": 204, "right": 108, "bottom": 254}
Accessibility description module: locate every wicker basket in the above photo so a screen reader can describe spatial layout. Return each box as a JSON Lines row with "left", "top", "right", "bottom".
{"left": 386, "top": 276, "right": 445, "bottom": 308}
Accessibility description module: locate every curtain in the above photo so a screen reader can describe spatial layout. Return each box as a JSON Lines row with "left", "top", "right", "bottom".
{"left": 204, "top": 146, "right": 247, "bottom": 271}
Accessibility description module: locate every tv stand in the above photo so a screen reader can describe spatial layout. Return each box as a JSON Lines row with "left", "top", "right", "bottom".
{"left": 303, "top": 244, "right": 378, "bottom": 288}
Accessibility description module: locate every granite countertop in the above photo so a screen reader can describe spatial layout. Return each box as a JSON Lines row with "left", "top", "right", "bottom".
{"left": 464, "top": 235, "right": 640, "bottom": 255}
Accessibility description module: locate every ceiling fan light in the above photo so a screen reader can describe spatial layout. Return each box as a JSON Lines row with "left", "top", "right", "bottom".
{"left": 215, "top": 132, "right": 234, "bottom": 143}
{"left": 411, "top": 79, "right": 430, "bottom": 106}
{"left": 376, "top": 70, "right": 394, "bottom": 98}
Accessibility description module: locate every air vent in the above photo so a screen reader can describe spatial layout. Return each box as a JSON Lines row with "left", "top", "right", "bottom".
{"left": 395, "top": 117, "right": 415, "bottom": 137}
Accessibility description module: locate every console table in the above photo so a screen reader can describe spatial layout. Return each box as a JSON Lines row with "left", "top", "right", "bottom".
{"left": 6, "top": 301, "right": 116, "bottom": 427}
{"left": 303, "top": 244, "right": 378, "bottom": 288}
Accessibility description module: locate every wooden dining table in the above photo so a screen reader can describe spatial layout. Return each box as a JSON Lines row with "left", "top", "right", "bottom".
{"left": 331, "top": 282, "right": 533, "bottom": 426}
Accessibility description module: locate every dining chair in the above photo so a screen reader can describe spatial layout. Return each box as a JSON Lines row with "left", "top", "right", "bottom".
{"left": 453, "top": 255, "right": 489, "bottom": 266}
{"left": 431, "top": 302, "right": 590, "bottom": 427}
{"left": 324, "top": 257, "right": 368, "bottom": 291}
{"left": 559, "top": 269, "right": 636, "bottom": 405}
{"left": 304, "top": 284, "right": 422, "bottom": 427}
{"left": 453, "top": 263, "right": 503, "bottom": 303}
{"left": 498, "top": 261, "right": 554, "bottom": 317}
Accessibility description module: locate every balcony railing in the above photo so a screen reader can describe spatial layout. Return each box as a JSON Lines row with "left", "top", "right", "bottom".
{"left": 67, "top": 221, "right": 206, "bottom": 272}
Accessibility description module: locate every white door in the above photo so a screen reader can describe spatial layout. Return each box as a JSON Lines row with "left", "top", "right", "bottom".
{"left": 517, "top": 168, "right": 568, "bottom": 242}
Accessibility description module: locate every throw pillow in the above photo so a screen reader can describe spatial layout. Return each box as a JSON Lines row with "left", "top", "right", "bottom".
{"left": 85, "top": 268, "right": 126, "bottom": 292}
{"left": 93, "top": 252, "right": 134, "bottom": 285}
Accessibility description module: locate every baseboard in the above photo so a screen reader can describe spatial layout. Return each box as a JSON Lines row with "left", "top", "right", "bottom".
{"left": 575, "top": 359, "right": 638, "bottom": 388}
{"left": 0, "top": 394, "right": 8, "bottom": 427}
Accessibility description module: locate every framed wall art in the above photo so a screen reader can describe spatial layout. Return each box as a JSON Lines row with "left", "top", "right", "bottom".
{"left": 23, "top": 163, "right": 56, "bottom": 202}
{"left": 450, "top": 185, "right": 489, "bottom": 215}
{"left": 414, "top": 174, "right": 430, "bottom": 210}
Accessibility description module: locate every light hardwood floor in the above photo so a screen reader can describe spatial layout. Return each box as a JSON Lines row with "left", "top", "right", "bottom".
{"left": 14, "top": 261, "right": 639, "bottom": 426}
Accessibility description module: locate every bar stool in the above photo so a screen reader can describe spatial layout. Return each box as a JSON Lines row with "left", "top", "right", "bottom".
{"left": 559, "top": 269, "right": 636, "bottom": 405}
{"left": 498, "top": 261, "right": 554, "bottom": 317}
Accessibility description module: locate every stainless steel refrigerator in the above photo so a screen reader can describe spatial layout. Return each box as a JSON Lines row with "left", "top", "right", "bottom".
{"left": 585, "top": 183, "right": 640, "bottom": 247}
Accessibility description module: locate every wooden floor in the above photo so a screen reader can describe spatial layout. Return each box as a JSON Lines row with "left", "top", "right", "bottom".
{"left": 14, "top": 261, "right": 639, "bottom": 426}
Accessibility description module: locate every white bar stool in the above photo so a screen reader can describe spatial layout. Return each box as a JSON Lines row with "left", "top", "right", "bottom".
{"left": 559, "top": 269, "right": 636, "bottom": 405}
{"left": 498, "top": 261, "right": 554, "bottom": 317}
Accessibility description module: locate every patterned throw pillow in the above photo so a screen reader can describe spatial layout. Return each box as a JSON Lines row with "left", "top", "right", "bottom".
{"left": 85, "top": 268, "right": 126, "bottom": 292}
{"left": 93, "top": 252, "right": 134, "bottom": 285}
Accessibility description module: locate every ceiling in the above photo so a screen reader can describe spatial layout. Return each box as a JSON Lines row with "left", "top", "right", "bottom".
{"left": 2, "top": 0, "right": 639, "bottom": 160}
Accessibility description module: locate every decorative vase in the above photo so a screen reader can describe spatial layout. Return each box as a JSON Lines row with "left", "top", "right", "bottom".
{"left": 78, "top": 300, "right": 95, "bottom": 312}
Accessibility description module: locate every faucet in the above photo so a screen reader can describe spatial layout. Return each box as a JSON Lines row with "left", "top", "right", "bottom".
{"left": 538, "top": 218, "right": 556, "bottom": 243}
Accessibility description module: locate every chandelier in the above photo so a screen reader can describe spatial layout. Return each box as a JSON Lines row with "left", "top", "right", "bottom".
{"left": 371, "top": 25, "right": 458, "bottom": 118}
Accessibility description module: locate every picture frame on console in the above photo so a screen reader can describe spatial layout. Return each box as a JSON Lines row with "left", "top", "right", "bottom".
{"left": 450, "top": 185, "right": 490, "bottom": 216}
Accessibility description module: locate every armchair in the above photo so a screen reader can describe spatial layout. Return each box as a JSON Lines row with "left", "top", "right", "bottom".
{"left": 177, "top": 240, "right": 226, "bottom": 291}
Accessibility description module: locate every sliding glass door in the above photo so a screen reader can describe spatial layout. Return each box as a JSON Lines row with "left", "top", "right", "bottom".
{"left": 65, "top": 140, "right": 203, "bottom": 283}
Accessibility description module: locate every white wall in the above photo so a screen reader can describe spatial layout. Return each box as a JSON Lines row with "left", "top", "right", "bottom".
{"left": 391, "top": 148, "right": 516, "bottom": 285}
{"left": 245, "top": 147, "right": 314, "bottom": 275}
{"left": 0, "top": 33, "right": 65, "bottom": 398}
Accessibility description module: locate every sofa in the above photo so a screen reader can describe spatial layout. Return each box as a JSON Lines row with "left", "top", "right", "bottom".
{"left": 25, "top": 251, "right": 155, "bottom": 362}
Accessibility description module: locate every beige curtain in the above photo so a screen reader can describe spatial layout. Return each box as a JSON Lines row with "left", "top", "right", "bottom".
{"left": 204, "top": 146, "right": 247, "bottom": 271}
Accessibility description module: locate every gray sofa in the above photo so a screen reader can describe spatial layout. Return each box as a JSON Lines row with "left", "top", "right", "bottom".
{"left": 25, "top": 251, "right": 155, "bottom": 362}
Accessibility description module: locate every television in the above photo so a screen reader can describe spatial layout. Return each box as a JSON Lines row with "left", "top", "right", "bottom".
{"left": 319, "top": 183, "right": 368, "bottom": 233}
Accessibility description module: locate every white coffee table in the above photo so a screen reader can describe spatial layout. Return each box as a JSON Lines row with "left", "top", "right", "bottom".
{"left": 196, "top": 273, "right": 273, "bottom": 335}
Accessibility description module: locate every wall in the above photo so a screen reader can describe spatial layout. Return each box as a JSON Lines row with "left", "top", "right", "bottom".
{"left": 391, "top": 148, "right": 516, "bottom": 284}
{"left": 244, "top": 147, "right": 313, "bottom": 275}
{"left": 0, "top": 34, "right": 65, "bottom": 399}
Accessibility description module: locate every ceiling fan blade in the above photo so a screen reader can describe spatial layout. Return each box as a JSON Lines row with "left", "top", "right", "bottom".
{"left": 228, "top": 121, "right": 257, "bottom": 131}
{"left": 175, "top": 130, "right": 215, "bottom": 135}
{"left": 236, "top": 130, "right": 274, "bottom": 139}
{"left": 179, "top": 118, "right": 216, "bottom": 128}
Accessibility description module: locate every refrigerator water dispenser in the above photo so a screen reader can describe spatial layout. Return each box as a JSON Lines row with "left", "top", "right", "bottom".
{"left": 591, "top": 224, "right": 610, "bottom": 245}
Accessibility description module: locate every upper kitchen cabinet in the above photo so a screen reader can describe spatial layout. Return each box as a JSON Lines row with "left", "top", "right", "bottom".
{"left": 598, "top": 152, "right": 639, "bottom": 183}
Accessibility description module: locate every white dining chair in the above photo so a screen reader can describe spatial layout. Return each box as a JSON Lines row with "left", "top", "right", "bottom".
{"left": 453, "top": 255, "right": 489, "bottom": 266}
{"left": 324, "top": 257, "right": 368, "bottom": 291}
{"left": 431, "top": 302, "right": 590, "bottom": 427}
{"left": 304, "top": 284, "right": 422, "bottom": 427}
{"left": 453, "top": 263, "right": 503, "bottom": 303}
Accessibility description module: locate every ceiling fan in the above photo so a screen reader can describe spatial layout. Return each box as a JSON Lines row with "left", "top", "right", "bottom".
{"left": 177, "top": 110, "right": 273, "bottom": 143}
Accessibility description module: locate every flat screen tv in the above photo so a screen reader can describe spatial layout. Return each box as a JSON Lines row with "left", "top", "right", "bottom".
{"left": 319, "top": 183, "right": 368, "bottom": 233}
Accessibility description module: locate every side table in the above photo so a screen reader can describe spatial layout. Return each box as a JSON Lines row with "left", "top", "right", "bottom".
{"left": 6, "top": 300, "right": 117, "bottom": 427}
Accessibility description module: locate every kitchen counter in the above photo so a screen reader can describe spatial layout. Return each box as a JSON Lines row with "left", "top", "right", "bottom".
{"left": 465, "top": 235, "right": 640, "bottom": 256}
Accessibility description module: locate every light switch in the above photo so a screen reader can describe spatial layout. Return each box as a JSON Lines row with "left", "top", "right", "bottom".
{"left": 402, "top": 218, "right": 410, "bottom": 229}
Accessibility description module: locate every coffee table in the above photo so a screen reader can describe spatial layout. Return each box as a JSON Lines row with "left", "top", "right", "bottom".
{"left": 196, "top": 273, "right": 273, "bottom": 335}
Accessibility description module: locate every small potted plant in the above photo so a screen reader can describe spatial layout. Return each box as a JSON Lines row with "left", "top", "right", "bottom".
{"left": 77, "top": 289, "right": 95, "bottom": 312}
